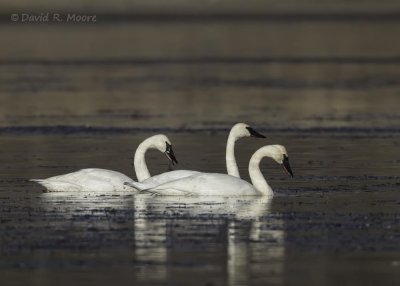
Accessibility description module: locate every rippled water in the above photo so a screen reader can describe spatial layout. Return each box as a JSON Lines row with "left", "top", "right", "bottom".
{"left": 0, "top": 131, "right": 399, "bottom": 285}
{"left": 1, "top": 15, "right": 400, "bottom": 286}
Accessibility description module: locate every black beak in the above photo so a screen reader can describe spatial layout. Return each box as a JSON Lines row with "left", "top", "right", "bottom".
{"left": 165, "top": 142, "right": 178, "bottom": 165}
{"left": 282, "top": 154, "right": 293, "bottom": 177}
{"left": 246, "top": 127, "right": 266, "bottom": 138}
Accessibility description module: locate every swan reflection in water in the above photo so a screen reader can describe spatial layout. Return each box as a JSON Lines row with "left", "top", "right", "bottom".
{"left": 133, "top": 195, "right": 285, "bottom": 285}
{"left": 39, "top": 192, "right": 285, "bottom": 285}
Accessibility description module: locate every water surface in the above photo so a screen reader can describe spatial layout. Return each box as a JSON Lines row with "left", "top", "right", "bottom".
{"left": 0, "top": 12, "right": 400, "bottom": 286}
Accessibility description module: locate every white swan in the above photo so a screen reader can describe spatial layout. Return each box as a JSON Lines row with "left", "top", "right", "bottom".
{"left": 129, "top": 123, "right": 265, "bottom": 190}
{"left": 31, "top": 134, "right": 178, "bottom": 192}
{"left": 126, "top": 145, "right": 293, "bottom": 197}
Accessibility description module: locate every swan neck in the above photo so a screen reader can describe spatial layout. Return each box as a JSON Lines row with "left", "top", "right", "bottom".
{"left": 134, "top": 139, "right": 152, "bottom": 181}
{"left": 248, "top": 150, "right": 273, "bottom": 196}
{"left": 226, "top": 131, "right": 240, "bottom": 177}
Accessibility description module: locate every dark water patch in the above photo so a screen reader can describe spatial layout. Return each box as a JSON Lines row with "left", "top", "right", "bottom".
{"left": 2, "top": 125, "right": 400, "bottom": 135}
{"left": 99, "top": 75, "right": 400, "bottom": 90}
{"left": 281, "top": 211, "right": 400, "bottom": 252}
{"left": 292, "top": 175, "right": 400, "bottom": 181}
{"left": 0, "top": 253, "right": 205, "bottom": 270}
{"left": 3, "top": 56, "right": 400, "bottom": 66}
{"left": 306, "top": 113, "right": 400, "bottom": 122}
{"left": 4, "top": 111, "right": 163, "bottom": 120}
{"left": 4, "top": 74, "right": 400, "bottom": 93}
{"left": 159, "top": 76, "right": 400, "bottom": 90}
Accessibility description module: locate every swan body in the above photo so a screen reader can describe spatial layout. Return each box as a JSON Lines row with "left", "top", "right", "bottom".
{"left": 127, "top": 145, "right": 293, "bottom": 197}
{"left": 137, "top": 173, "right": 258, "bottom": 196}
{"left": 31, "top": 134, "right": 177, "bottom": 192}
{"left": 31, "top": 168, "right": 134, "bottom": 192}
{"left": 132, "top": 123, "right": 265, "bottom": 190}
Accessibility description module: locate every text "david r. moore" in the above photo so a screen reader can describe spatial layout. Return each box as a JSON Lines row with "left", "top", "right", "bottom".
{"left": 19, "top": 13, "right": 96, "bottom": 23}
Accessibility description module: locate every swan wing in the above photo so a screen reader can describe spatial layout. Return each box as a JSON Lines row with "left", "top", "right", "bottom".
{"left": 81, "top": 168, "right": 132, "bottom": 181}
{"left": 80, "top": 168, "right": 134, "bottom": 189}
{"left": 147, "top": 173, "right": 258, "bottom": 196}
{"left": 140, "top": 170, "right": 200, "bottom": 188}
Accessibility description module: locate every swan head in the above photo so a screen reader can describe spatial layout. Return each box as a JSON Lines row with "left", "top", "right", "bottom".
{"left": 263, "top": 145, "right": 294, "bottom": 177}
{"left": 231, "top": 123, "right": 266, "bottom": 139}
{"left": 149, "top": 134, "right": 178, "bottom": 165}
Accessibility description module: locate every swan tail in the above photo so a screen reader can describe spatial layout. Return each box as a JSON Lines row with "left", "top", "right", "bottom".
{"left": 141, "top": 187, "right": 198, "bottom": 197}
{"left": 30, "top": 179, "right": 54, "bottom": 191}
{"left": 123, "top": 182, "right": 197, "bottom": 196}
{"left": 123, "top": 181, "right": 146, "bottom": 191}
{"left": 30, "top": 179, "right": 49, "bottom": 187}
{"left": 122, "top": 182, "right": 169, "bottom": 196}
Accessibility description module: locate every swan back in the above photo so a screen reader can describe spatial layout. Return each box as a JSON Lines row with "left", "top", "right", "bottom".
{"left": 31, "top": 168, "right": 135, "bottom": 192}
{"left": 138, "top": 173, "right": 259, "bottom": 196}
